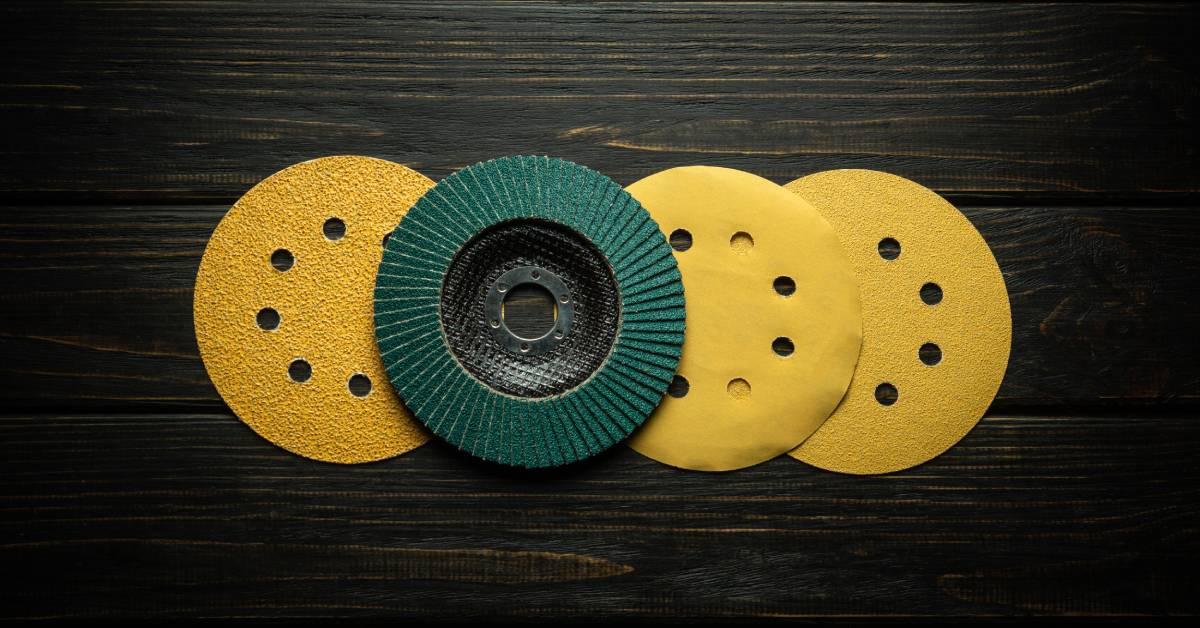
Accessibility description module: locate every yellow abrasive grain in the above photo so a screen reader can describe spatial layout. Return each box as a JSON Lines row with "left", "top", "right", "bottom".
{"left": 194, "top": 156, "right": 434, "bottom": 463}
{"left": 626, "top": 166, "right": 863, "bottom": 471}
{"left": 786, "top": 169, "right": 1011, "bottom": 474}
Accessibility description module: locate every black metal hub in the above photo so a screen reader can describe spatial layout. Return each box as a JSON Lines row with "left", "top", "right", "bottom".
{"left": 439, "top": 219, "right": 620, "bottom": 399}
{"left": 484, "top": 265, "right": 574, "bottom": 356}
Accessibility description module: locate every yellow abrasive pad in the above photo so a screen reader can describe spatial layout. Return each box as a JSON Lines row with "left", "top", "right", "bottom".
{"left": 786, "top": 170, "right": 1011, "bottom": 474}
{"left": 194, "top": 156, "right": 434, "bottom": 463}
{"left": 625, "top": 166, "right": 863, "bottom": 471}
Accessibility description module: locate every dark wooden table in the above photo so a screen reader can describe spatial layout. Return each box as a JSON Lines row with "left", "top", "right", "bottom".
{"left": 2, "top": 2, "right": 1198, "bottom": 621}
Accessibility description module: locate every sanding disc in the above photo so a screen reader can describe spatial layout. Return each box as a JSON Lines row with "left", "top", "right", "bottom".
{"left": 625, "top": 166, "right": 863, "bottom": 471}
{"left": 194, "top": 156, "right": 434, "bottom": 463}
{"left": 786, "top": 169, "right": 1011, "bottom": 474}
{"left": 374, "top": 155, "right": 685, "bottom": 468}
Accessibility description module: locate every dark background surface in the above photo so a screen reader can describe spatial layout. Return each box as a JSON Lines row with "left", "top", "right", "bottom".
{"left": 2, "top": 1, "right": 1198, "bottom": 620}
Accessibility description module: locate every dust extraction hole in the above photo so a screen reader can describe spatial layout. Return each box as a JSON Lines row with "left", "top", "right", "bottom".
{"left": 727, "top": 378, "right": 751, "bottom": 400}
{"left": 669, "top": 229, "right": 693, "bottom": 252}
{"left": 875, "top": 382, "right": 898, "bottom": 406}
{"left": 667, "top": 375, "right": 689, "bottom": 398}
{"left": 773, "top": 276, "right": 796, "bottom": 297}
{"left": 878, "top": 237, "right": 901, "bottom": 260}
{"left": 270, "top": 248, "right": 294, "bottom": 272}
{"left": 288, "top": 358, "right": 312, "bottom": 383}
{"left": 256, "top": 307, "right": 280, "bottom": 331}
{"left": 919, "top": 342, "right": 942, "bottom": 366}
{"left": 921, "top": 282, "right": 943, "bottom": 305}
{"left": 323, "top": 217, "right": 346, "bottom": 241}
{"left": 730, "top": 231, "right": 754, "bottom": 254}
{"left": 772, "top": 337, "right": 795, "bottom": 357}
{"left": 348, "top": 373, "right": 372, "bottom": 397}
{"left": 502, "top": 283, "right": 557, "bottom": 340}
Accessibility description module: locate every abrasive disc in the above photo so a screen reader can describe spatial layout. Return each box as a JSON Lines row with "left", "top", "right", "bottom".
{"left": 625, "top": 166, "right": 863, "bottom": 471}
{"left": 374, "top": 155, "right": 685, "bottom": 468}
{"left": 786, "top": 169, "right": 1011, "bottom": 475}
{"left": 194, "top": 156, "right": 434, "bottom": 463}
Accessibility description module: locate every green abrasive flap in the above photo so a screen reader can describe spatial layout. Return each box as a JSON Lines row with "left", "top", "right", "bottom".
{"left": 374, "top": 156, "right": 685, "bottom": 468}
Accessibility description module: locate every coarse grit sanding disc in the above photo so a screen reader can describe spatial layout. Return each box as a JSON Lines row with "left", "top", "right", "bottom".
{"left": 194, "top": 156, "right": 434, "bottom": 463}
{"left": 374, "top": 155, "right": 686, "bottom": 468}
{"left": 786, "top": 169, "right": 1011, "bottom": 475}
{"left": 625, "top": 166, "right": 863, "bottom": 471}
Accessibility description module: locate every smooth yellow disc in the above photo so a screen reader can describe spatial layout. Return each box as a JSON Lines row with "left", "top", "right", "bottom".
{"left": 786, "top": 170, "right": 1011, "bottom": 474}
{"left": 625, "top": 166, "right": 862, "bottom": 471}
{"left": 194, "top": 156, "right": 434, "bottom": 463}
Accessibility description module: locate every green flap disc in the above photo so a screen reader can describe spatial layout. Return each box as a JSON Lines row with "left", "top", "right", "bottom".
{"left": 374, "top": 156, "right": 685, "bottom": 468}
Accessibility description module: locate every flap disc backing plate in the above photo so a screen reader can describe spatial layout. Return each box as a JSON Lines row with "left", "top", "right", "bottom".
{"left": 625, "top": 166, "right": 863, "bottom": 471}
{"left": 786, "top": 169, "right": 1012, "bottom": 475}
{"left": 194, "top": 156, "right": 434, "bottom": 464}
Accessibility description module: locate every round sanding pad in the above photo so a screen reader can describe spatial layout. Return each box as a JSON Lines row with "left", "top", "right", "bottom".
{"left": 786, "top": 169, "right": 1011, "bottom": 475}
{"left": 374, "top": 155, "right": 685, "bottom": 469}
{"left": 194, "top": 156, "right": 434, "bottom": 463}
{"left": 625, "top": 166, "right": 863, "bottom": 471}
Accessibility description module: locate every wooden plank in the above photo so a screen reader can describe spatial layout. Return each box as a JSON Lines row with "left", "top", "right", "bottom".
{"left": 1, "top": 205, "right": 1196, "bottom": 410}
{"left": 2, "top": 411, "right": 1196, "bottom": 619}
{"left": 0, "top": 2, "right": 1197, "bottom": 201}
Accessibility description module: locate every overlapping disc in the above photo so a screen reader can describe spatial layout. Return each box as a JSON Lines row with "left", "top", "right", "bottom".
{"left": 194, "top": 156, "right": 434, "bottom": 463}
{"left": 786, "top": 170, "right": 1011, "bottom": 474}
{"left": 625, "top": 166, "right": 863, "bottom": 471}
{"left": 374, "top": 155, "right": 685, "bottom": 468}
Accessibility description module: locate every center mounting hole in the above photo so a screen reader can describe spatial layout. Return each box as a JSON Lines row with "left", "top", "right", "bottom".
{"left": 772, "top": 337, "right": 794, "bottom": 357}
{"left": 502, "top": 283, "right": 557, "bottom": 340}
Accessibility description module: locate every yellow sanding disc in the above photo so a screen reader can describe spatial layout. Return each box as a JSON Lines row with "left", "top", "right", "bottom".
{"left": 194, "top": 156, "right": 434, "bottom": 463}
{"left": 786, "top": 169, "right": 1011, "bottom": 474}
{"left": 625, "top": 166, "right": 863, "bottom": 471}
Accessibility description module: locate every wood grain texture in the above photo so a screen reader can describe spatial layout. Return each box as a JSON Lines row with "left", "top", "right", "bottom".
{"left": 2, "top": 1, "right": 1198, "bottom": 620}
{"left": 2, "top": 411, "right": 1197, "bottom": 619}
{"left": 0, "top": 2, "right": 1197, "bottom": 201}
{"left": 1, "top": 205, "right": 1195, "bottom": 411}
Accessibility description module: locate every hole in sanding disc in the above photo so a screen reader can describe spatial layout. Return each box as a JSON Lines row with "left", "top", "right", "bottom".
{"left": 878, "top": 237, "right": 901, "bottom": 261}
{"left": 256, "top": 307, "right": 280, "bottom": 331}
{"left": 270, "top": 249, "right": 294, "bottom": 272}
{"left": 919, "top": 342, "right": 942, "bottom": 366}
{"left": 348, "top": 373, "right": 372, "bottom": 397}
{"left": 773, "top": 276, "right": 796, "bottom": 297}
{"left": 323, "top": 217, "right": 346, "bottom": 241}
{"left": 921, "top": 282, "right": 943, "bottom": 306}
{"left": 875, "top": 382, "right": 899, "bottom": 406}
{"left": 669, "top": 229, "right": 692, "bottom": 252}
{"left": 288, "top": 358, "right": 312, "bottom": 384}
{"left": 502, "top": 283, "right": 557, "bottom": 340}
{"left": 667, "top": 375, "right": 689, "bottom": 398}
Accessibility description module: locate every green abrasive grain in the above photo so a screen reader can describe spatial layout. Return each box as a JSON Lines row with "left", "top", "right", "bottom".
{"left": 374, "top": 156, "right": 685, "bottom": 468}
